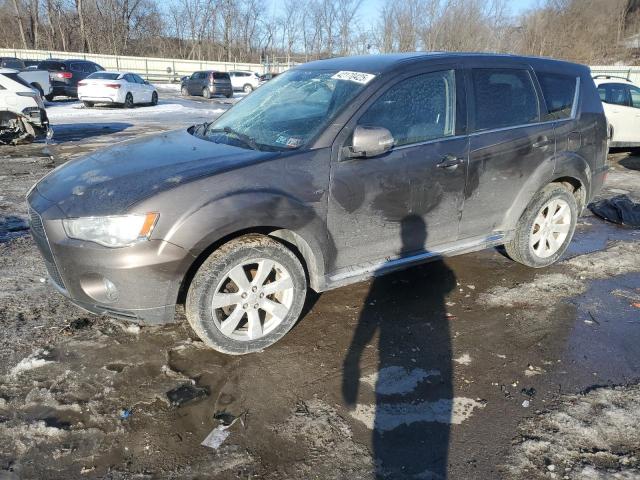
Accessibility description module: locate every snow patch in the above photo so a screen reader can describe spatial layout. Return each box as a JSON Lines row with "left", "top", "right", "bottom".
{"left": 361, "top": 366, "right": 440, "bottom": 395}
{"left": 10, "top": 350, "right": 54, "bottom": 376}
{"left": 351, "top": 397, "right": 486, "bottom": 430}
{"left": 454, "top": 353, "right": 472, "bottom": 366}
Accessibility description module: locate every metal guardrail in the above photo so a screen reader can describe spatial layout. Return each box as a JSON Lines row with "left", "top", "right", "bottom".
{"left": 0, "top": 48, "right": 292, "bottom": 82}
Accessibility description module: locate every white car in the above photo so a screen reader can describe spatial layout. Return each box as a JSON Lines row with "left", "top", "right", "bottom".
{"left": 77, "top": 71, "right": 158, "bottom": 108}
{"left": 228, "top": 70, "right": 261, "bottom": 93}
{"left": 594, "top": 75, "right": 640, "bottom": 148}
{"left": 0, "top": 68, "right": 51, "bottom": 145}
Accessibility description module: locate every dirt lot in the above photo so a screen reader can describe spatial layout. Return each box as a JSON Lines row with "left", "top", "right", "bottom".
{"left": 1, "top": 93, "right": 640, "bottom": 479}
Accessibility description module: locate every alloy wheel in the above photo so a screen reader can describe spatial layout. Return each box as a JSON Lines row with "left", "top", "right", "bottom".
{"left": 529, "top": 198, "right": 572, "bottom": 258}
{"left": 211, "top": 258, "right": 294, "bottom": 341}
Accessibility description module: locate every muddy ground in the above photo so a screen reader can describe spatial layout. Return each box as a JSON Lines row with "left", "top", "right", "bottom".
{"left": 1, "top": 93, "right": 640, "bottom": 480}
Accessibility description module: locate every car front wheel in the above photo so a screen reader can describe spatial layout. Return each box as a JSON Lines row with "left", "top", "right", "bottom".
{"left": 150, "top": 91, "right": 158, "bottom": 106}
{"left": 243, "top": 84, "right": 254, "bottom": 93}
{"left": 505, "top": 183, "right": 577, "bottom": 268}
{"left": 124, "top": 93, "right": 134, "bottom": 108}
{"left": 186, "top": 234, "right": 307, "bottom": 355}
{"left": 181, "top": 86, "right": 189, "bottom": 96}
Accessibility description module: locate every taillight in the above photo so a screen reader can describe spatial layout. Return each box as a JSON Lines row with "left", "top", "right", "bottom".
{"left": 55, "top": 71, "right": 72, "bottom": 79}
{"left": 105, "top": 83, "right": 121, "bottom": 89}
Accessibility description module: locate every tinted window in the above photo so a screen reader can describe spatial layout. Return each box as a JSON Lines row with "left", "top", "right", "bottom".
{"left": 212, "top": 72, "right": 230, "bottom": 80}
{"left": 37, "top": 60, "right": 66, "bottom": 71}
{"left": 123, "top": 74, "right": 135, "bottom": 83}
{"left": 359, "top": 70, "right": 456, "bottom": 146}
{"left": 537, "top": 72, "right": 578, "bottom": 120}
{"left": 598, "top": 83, "right": 630, "bottom": 106}
{"left": 70, "top": 62, "right": 84, "bottom": 72}
{"left": 88, "top": 72, "right": 120, "bottom": 80}
{"left": 629, "top": 85, "right": 640, "bottom": 108}
{"left": 472, "top": 68, "right": 539, "bottom": 131}
{"left": 133, "top": 74, "right": 146, "bottom": 84}
{"left": 1, "top": 58, "right": 25, "bottom": 69}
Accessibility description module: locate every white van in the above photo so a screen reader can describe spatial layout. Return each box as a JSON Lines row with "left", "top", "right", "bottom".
{"left": 0, "top": 68, "right": 51, "bottom": 145}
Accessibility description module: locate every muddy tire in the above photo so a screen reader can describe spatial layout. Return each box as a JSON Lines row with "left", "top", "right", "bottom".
{"left": 151, "top": 91, "right": 158, "bottom": 106}
{"left": 505, "top": 183, "right": 577, "bottom": 268}
{"left": 181, "top": 86, "right": 189, "bottom": 97}
{"left": 225, "top": 92, "right": 233, "bottom": 98}
{"left": 186, "top": 234, "right": 307, "bottom": 355}
{"left": 83, "top": 101, "right": 94, "bottom": 108}
{"left": 202, "top": 87, "right": 211, "bottom": 99}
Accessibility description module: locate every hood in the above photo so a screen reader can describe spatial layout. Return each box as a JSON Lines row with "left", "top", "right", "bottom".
{"left": 35, "top": 128, "right": 276, "bottom": 217}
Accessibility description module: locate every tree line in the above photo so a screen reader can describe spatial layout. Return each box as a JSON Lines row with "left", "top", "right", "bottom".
{"left": 0, "top": 0, "right": 638, "bottom": 65}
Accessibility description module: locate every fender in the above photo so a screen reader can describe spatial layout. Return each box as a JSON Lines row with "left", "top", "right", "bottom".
{"left": 161, "top": 189, "right": 330, "bottom": 291}
{"left": 498, "top": 151, "right": 589, "bottom": 232}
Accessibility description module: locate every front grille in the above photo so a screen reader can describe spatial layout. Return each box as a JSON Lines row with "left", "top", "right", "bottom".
{"left": 28, "top": 206, "right": 66, "bottom": 290}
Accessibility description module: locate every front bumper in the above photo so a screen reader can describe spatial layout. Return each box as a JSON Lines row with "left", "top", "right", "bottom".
{"left": 27, "top": 190, "right": 194, "bottom": 325}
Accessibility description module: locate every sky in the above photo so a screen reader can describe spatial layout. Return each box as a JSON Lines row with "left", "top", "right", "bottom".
{"left": 358, "top": 0, "right": 539, "bottom": 24}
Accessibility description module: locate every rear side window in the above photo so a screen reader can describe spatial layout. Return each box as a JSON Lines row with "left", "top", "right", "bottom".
{"left": 472, "top": 68, "right": 539, "bottom": 131}
{"left": 37, "top": 61, "right": 66, "bottom": 71}
{"left": 630, "top": 85, "right": 640, "bottom": 108}
{"left": 359, "top": 69, "right": 456, "bottom": 146}
{"left": 598, "top": 83, "right": 630, "bottom": 106}
{"left": 70, "top": 62, "right": 85, "bottom": 73}
{"left": 537, "top": 72, "right": 578, "bottom": 120}
{"left": 212, "top": 72, "right": 230, "bottom": 80}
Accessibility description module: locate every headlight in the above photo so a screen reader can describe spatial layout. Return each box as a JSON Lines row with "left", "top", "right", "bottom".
{"left": 62, "top": 213, "right": 159, "bottom": 247}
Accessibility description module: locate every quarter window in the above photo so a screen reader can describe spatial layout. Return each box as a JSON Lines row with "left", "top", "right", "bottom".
{"left": 358, "top": 70, "right": 456, "bottom": 147}
{"left": 629, "top": 85, "right": 640, "bottom": 108}
{"left": 537, "top": 72, "right": 578, "bottom": 120}
{"left": 472, "top": 68, "right": 539, "bottom": 131}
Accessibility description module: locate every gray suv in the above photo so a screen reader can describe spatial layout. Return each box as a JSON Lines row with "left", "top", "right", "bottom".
{"left": 28, "top": 53, "right": 608, "bottom": 354}
{"left": 181, "top": 70, "right": 233, "bottom": 98}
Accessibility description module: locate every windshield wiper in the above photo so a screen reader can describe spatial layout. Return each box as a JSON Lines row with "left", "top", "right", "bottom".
{"left": 206, "top": 126, "right": 260, "bottom": 151}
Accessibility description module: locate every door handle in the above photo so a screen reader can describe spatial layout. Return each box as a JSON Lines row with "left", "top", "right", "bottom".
{"left": 532, "top": 137, "right": 551, "bottom": 149}
{"left": 436, "top": 154, "right": 464, "bottom": 169}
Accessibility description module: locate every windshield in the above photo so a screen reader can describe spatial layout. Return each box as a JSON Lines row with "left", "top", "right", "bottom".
{"left": 88, "top": 72, "right": 120, "bottom": 80}
{"left": 197, "top": 69, "right": 372, "bottom": 151}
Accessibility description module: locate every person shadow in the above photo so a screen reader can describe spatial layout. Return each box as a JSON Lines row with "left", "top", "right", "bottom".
{"left": 342, "top": 214, "right": 457, "bottom": 479}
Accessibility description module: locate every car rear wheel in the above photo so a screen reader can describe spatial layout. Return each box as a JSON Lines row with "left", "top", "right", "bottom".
{"left": 202, "top": 87, "right": 211, "bottom": 99}
{"left": 151, "top": 91, "right": 158, "bottom": 106}
{"left": 83, "top": 101, "right": 94, "bottom": 108}
{"left": 181, "top": 86, "right": 189, "bottom": 97}
{"left": 504, "top": 183, "right": 577, "bottom": 268}
{"left": 186, "top": 234, "right": 307, "bottom": 355}
{"left": 243, "top": 84, "right": 254, "bottom": 93}
{"left": 44, "top": 94, "right": 55, "bottom": 102}
{"left": 124, "top": 93, "right": 134, "bottom": 108}
{"left": 225, "top": 92, "right": 233, "bottom": 98}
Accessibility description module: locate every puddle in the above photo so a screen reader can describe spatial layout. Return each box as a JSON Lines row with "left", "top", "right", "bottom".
{"left": 565, "top": 214, "right": 639, "bottom": 258}
{"left": 0, "top": 216, "right": 29, "bottom": 243}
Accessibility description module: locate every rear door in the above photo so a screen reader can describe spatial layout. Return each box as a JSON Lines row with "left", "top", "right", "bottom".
{"left": 459, "top": 64, "right": 556, "bottom": 239}
{"left": 597, "top": 82, "right": 636, "bottom": 143}
{"left": 133, "top": 74, "right": 151, "bottom": 102}
{"left": 327, "top": 66, "right": 468, "bottom": 271}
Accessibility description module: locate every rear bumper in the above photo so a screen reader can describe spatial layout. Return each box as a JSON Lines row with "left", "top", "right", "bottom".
{"left": 209, "top": 85, "right": 233, "bottom": 96}
{"left": 26, "top": 190, "right": 195, "bottom": 325}
{"left": 51, "top": 84, "right": 77, "bottom": 98}
{"left": 79, "top": 96, "right": 118, "bottom": 104}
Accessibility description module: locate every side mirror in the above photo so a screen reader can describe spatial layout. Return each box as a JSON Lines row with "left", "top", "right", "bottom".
{"left": 346, "top": 125, "right": 395, "bottom": 158}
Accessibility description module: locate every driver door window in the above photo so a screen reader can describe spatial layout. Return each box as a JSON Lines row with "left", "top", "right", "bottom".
{"left": 358, "top": 70, "right": 456, "bottom": 146}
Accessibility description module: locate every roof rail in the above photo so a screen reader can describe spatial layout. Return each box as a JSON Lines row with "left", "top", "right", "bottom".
{"left": 593, "top": 74, "right": 632, "bottom": 81}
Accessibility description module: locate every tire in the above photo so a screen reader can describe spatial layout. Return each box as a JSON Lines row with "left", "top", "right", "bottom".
{"left": 504, "top": 183, "right": 577, "bottom": 268}
{"left": 151, "top": 91, "right": 158, "bottom": 106}
{"left": 202, "top": 87, "right": 211, "bottom": 99}
{"left": 83, "top": 101, "right": 94, "bottom": 108}
{"left": 124, "top": 93, "right": 134, "bottom": 108}
{"left": 44, "top": 94, "right": 55, "bottom": 102}
{"left": 186, "top": 234, "right": 307, "bottom": 355}
{"left": 243, "top": 83, "right": 253, "bottom": 93}
{"left": 225, "top": 92, "right": 234, "bottom": 98}
{"left": 181, "top": 86, "right": 189, "bottom": 97}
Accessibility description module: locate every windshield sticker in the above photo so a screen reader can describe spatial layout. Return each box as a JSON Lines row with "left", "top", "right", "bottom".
{"left": 331, "top": 71, "right": 376, "bottom": 84}
{"left": 286, "top": 137, "right": 303, "bottom": 148}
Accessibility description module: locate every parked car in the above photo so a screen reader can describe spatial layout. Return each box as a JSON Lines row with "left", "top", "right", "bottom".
{"left": 28, "top": 53, "right": 607, "bottom": 354}
{"left": 593, "top": 75, "right": 640, "bottom": 148}
{"left": 0, "top": 68, "right": 51, "bottom": 145}
{"left": 258, "top": 72, "right": 279, "bottom": 86}
{"left": 229, "top": 70, "right": 261, "bottom": 92}
{"left": 78, "top": 71, "right": 158, "bottom": 108}
{"left": 181, "top": 71, "right": 233, "bottom": 98}
{"left": 0, "top": 57, "right": 51, "bottom": 98}
{"left": 36, "top": 59, "right": 104, "bottom": 101}
{"left": 23, "top": 60, "right": 40, "bottom": 68}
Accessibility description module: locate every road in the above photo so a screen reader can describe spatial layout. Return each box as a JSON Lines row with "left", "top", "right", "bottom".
{"left": 0, "top": 90, "right": 639, "bottom": 480}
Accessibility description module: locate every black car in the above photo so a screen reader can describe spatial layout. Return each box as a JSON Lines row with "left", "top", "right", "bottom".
{"left": 0, "top": 57, "right": 26, "bottom": 69}
{"left": 36, "top": 59, "right": 104, "bottom": 101}
{"left": 28, "top": 53, "right": 607, "bottom": 355}
{"left": 181, "top": 71, "right": 233, "bottom": 98}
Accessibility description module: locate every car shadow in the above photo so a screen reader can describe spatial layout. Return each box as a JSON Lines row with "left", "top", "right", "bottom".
{"left": 343, "top": 214, "right": 456, "bottom": 479}
{"left": 50, "top": 122, "right": 134, "bottom": 142}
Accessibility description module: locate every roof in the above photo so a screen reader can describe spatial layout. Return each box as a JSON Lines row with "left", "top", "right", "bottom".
{"left": 297, "top": 52, "right": 586, "bottom": 74}
{"left": 0, "top": 68, "right": 19, "bottom": 74}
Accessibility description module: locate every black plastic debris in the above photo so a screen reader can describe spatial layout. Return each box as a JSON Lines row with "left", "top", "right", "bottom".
{"left": 0, "top": 216, "right": 29, "bottom": 243}
{"left": 521, "top": 387, "right": 536, "bottom": 398}
{"left": 213, "top": 411, "right": 237, "bottom": 426}
{"left": 166, "top": 384, "right": 208, "bottom": 407}
{"left": 69, "top": 318, "right": 92, "bottom": 330}
{"left": 589, "top": 195, "right": 640, "bottom": 227}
